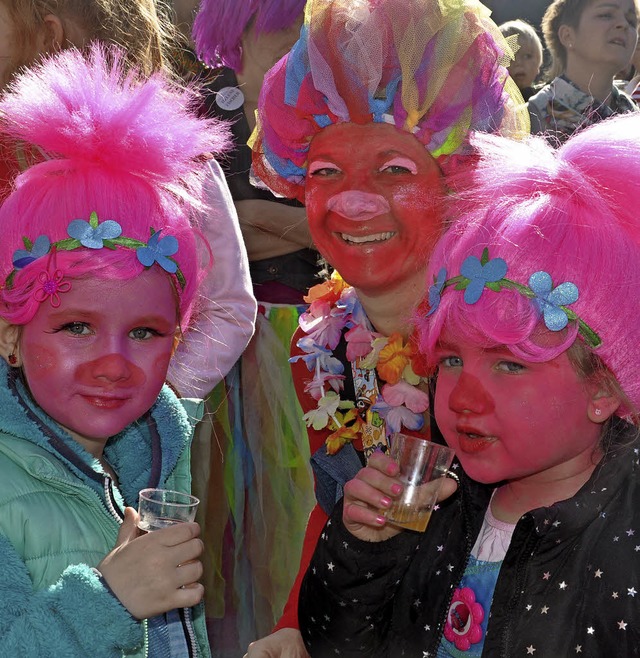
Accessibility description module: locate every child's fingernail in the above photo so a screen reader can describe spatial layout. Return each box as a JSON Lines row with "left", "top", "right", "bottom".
{"left": 380, "top": 496, "right": 391, "bottom": 508}
{"left": 375, "top": 515, "right": 387, "bottom": 525}
{"left": 391, "top": 483, "right": 403, "bottom": 495}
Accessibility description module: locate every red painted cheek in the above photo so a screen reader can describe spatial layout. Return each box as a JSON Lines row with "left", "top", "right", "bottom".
{"left": 22, "top": 345, "right": 58, "bottom": 372}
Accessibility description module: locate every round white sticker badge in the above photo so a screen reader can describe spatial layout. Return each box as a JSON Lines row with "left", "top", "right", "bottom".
{"left": 216, "top": 86, "right": 245, "bottom": 111}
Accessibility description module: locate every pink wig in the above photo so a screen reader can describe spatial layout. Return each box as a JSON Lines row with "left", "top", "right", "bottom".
{"left": 193, "top": 0, "right": 306, "bottom": 71}
{"left": 414, "top": 112, "right": 640, "bottom": 415}
{"left": 0, "top": 44, "right": 230, "bottom": 327}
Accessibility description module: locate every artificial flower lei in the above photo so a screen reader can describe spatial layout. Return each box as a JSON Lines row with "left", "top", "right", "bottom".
{"left": 8, "top": 211, "right": 186, "bottom": 293}
{"left": 292, "top": 272, "right": 431, "bottom": 456}
{"left": 426, "top": 248, "right": 602, "bottom": 348}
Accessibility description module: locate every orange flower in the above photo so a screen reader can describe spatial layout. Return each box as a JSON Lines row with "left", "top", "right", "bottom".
{"left": 376, "top": 333, "right": 413, "bottom": 385}
{"left": 304, "top": 271, "right": 347, "bottom": 304}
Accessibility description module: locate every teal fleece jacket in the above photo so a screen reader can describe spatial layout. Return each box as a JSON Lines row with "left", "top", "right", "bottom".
{"left": 0, "top": 361, "right": 210, "bottom": 657}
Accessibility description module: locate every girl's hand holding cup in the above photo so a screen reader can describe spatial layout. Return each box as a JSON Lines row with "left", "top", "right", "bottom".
{"left": 343, "top": 436, "right": 457, "bottom": 543}
{"left": 97, "top": 507, "right": 205, "bottom": 620}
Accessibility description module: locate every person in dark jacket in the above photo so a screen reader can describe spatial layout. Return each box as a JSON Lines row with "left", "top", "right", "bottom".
{"left": 299, "top": 112, "right": 640, "bottom": 657}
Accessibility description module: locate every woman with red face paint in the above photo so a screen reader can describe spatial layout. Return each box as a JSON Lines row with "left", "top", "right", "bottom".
{"left": 0, "top": 44, "right": 227, "bottom": 657}
{"left": 299, "top": 111, "right": 640, "bottom": 656}
{"left": 245, "top": 0, "right": 529, "bottom": 655}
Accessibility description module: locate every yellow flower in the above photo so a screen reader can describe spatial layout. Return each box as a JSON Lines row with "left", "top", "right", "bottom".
{"left": 325, "top": 413, "right": 365, "bottom": 455}
{"left": 376, "top": 333, "right": 412, "bottom": 385}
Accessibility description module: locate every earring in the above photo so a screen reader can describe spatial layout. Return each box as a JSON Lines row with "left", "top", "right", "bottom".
{"left": 8, "top": 353, "right": 17, "bottom": 366}
{"left": 594, "top": 408, "right": 602, "bottom": 417}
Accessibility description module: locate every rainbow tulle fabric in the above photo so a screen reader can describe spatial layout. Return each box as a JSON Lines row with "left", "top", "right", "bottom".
{"left": 251, "top": 0, "right": 529, "bottom": 200}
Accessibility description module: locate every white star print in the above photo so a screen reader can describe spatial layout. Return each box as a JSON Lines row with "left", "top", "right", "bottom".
{"left": 543, "top": 572, "right": 551, "bottom": 580}
{"left": 613, "top": 536, "right": 620, "bottom": 542}
{"left": 365, "top": 572, "right": 373, "bottom": 579}
{"left": 327, "top": 562, "right": 335, "bottom": 572}
{"left": 635, "top": 545, "right": 640, "bottom": 552}
{"left": 526, "top": 604, "right": 532, "bottom": 611}
{"left": 541, "top": 606, "right": 549, "bottom": 614}
{"left": 575, "top": 646, "right": 582, "bottom": 653}
{"left": 594, "top": 569, "right": 603, "bottom": 578}
{"left": 618, "top": 620, "right": 628, "bottom": 630}
{"left": 587, "top": 627, "right": 595, "bottom": 635}
{"left": 447, "top": 564, "right": 454, "bottom": 572}
{"left": 628, "top": 587, "right": 637, "bottom": 597}
{"left": 527, "top": 645, "right": 536, "bottom": 654}
{"left": 437, "top": 545, "right": 444, "bottom": 552}
{"left": 552, "top": 520, "right": 561, "bottom": 528}
{"left": 559, "top": 581, "right": 568, "bottom": 590}
{"left": 424, "top": 624, "right": 431, "bottom": 631}
{"left": 627, "top": 529, "right": 635, "bottom": 537}
{"left": 612, "top": 592, "right": 619, "bottom": 599}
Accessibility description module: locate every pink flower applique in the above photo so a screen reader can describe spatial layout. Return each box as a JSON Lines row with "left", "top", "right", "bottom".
{"left": 33, "top": 270, "right": 72, "bottom": 307}
{"left": 443, "top": 586, "right": 485, "bottom": 651}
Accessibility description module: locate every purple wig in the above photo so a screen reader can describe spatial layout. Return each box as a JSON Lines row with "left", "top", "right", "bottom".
{"left": 193, "top": 0, "right": 306, "bottom": 71}
{"left": 415, "top": 112, "right": 640, "bottom": 417}
{"left": 0, "top": 43, "right": 230, "bottom": 328}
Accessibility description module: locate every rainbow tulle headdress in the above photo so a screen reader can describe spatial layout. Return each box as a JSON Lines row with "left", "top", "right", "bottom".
{"left": 251, "top": 0, "right": 530, "bottom": 201}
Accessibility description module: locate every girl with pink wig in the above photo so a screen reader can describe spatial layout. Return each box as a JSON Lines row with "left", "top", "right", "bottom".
{"left": 0, "top": 43, "right": 228, "bottom": 657}
{"left": 299, "top": 112, "right": 640, "bottom": 656}
{"left": 0, "top": 0, "right": 257, "bottom": 400}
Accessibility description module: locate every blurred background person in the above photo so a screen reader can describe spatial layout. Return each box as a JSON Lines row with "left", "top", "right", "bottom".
{"left": 500, "top": 19, "right": 545, "bottom": 99}
{"left": 529, "top": 0, "right": 639, "bottom": 143}
{"left": 190, "top": 1, "right": 318, "bottom": 655}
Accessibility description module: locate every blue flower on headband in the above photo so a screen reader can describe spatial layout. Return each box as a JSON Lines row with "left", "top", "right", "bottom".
{"left": 528, "top": 271, "right": 579, "bottom": 332}
{"left": 136, "top": 230, "right": 179, "bottom": 274}
{"left": 12, "top": 235, "right": 51, "bottom": 269}
{"left": 67, "top": 212, "right": 122, "bottom": 249}
{"left": 427, "top": 268, "right": 447, "bottom": 316}
{"left": 460, "top": 252, "right": 508, "bottom": 304}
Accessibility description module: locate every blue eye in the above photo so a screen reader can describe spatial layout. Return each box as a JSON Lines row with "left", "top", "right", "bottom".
{"left": 55, "top": 322, "right": 91, "bottom": 336}
{"left": 496, "top": 360, "right": 525, "bottom": 374}
{"left": 440, "top": 355, "right": 463, "bottom": 368}
{"left": 129, "top": 327, "right": 165, "bottom": 340}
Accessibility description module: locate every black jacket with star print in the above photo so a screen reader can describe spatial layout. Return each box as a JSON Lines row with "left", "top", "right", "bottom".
{"left": 299, "top": 419, "right": 640, "bottom": 657}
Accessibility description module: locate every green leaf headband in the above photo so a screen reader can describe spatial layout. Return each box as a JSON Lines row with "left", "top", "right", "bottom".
{"left": 8, "top": 211, "right": 186, "bottom": 291}
{"left": 426, "top": 248, "right": 602, "bottom": 349}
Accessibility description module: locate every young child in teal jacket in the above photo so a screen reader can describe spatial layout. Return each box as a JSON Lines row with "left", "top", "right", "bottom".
{"left": 0, "top": 42, "right": 229, "bottom": 657}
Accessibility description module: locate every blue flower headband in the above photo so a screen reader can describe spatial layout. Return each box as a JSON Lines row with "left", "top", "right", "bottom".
{"left": 426, "top": 248, "right": 602, "bottom": 349}
{"left": 8, "top": 211, "right": 186, "bottom": 292}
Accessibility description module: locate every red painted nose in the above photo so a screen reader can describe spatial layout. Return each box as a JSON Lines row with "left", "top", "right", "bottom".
{"left": 448, "top": 371, "right": 494, "bottom": 415}
{"left": 327, "top": 191, "right": 390, "bottom": 221}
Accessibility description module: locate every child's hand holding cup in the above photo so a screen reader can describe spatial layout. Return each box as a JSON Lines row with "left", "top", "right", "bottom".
{"left": 382, "top": 433, "right": 455, "bottom": 532}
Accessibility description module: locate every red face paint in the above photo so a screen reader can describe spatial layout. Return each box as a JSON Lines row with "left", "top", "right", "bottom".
{"left": 433, "top": 333, "right": 602, "bottom": 487}
{"left": 305, "top": 122, "right": 444, "bottom": 294}
{"left": 19, "top": 268, "right": 178, "bottom": 456}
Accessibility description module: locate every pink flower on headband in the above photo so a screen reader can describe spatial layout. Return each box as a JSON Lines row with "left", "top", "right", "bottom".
{"left": 33, "top": 270, "right": 72, "bottom": 307}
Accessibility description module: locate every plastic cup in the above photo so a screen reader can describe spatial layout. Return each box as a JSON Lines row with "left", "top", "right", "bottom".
{"left": 382, "top": 433, "right": 455, "bottom": 532}
{"left": 137, "top": 488, "right": 200, "bottom": 532}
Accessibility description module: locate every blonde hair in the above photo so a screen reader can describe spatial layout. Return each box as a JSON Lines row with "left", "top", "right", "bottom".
{"left": 3, "top": 0, "right": 179, "bottom": 79}
{"left": 499, "top": 19, "right": 543, "bottom": 62}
